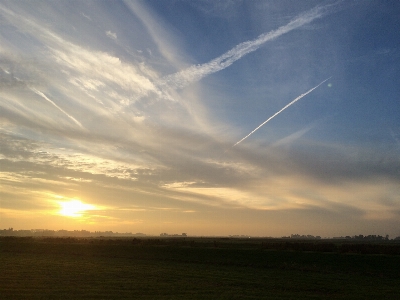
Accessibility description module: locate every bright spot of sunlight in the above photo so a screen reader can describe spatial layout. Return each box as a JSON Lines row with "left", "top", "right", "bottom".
{"left": 58, "top": 199, "right": 95, "bottom": 217}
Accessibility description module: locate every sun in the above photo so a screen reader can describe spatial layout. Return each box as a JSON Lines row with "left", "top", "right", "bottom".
{"left": 59, "top": 199, "right": 95, "bottom": 217}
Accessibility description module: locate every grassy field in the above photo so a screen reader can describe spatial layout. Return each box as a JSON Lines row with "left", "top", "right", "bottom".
{"left": 1, "top": 237, "right": 399, "bottom": 299}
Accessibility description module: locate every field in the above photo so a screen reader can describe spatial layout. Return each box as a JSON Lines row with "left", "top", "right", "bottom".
{"left": 1, "top": 237, "right": 400, "bottom": 299}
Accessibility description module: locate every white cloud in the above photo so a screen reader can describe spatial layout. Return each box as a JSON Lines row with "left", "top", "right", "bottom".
{"left": 105, "top": 30, "right": 117, "bottom": 40}
{"left": 124, "top": 0, "right": 190, "bottom": 71}
{"left": 159, "top": 2, "right": 338, "bottom": 91}
{"left": 50, "top": 44, "right": 157, "bottom": 101}
{"left": 31, "top": 88, "right": 84, "bottom": 129}
{"left": 163, "top": 181, "right": 197, "bottom": 189}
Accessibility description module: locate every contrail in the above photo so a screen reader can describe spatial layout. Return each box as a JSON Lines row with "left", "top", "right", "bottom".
{"left": 159, "top": 2, "right": 342, "bottom": 90}
{"left": 31, "top": 88, "right": 84, "bottom": 128}
{"left": 233, "top": 77, "right": 331, "bottom": 147}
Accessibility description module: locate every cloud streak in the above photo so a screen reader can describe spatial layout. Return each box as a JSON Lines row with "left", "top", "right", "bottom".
{"left": 233, "top": 77, "right": 331, "bottom": 147}
{"left": 159, "top": 2, "right": 340, "bottom": 90}
{"left": 31, "top": 88, "right": 84, "bottom": 129}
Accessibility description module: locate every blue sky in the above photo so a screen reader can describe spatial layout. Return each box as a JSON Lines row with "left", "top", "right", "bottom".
{"left": 0, "top": 0, "right": 399, "bottom": 237}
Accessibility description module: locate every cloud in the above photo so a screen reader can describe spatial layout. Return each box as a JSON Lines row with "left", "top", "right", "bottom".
{"left": 0, "top": 133, "right": 154, "bottom": 181}
{"left": 123, "top": 0, "right": 190, "bottom": 71}
{"left": 270, "top": 125, "right": 314, "bottom": 148}
{"left": 80, "top": 12, "right": 92, "bottom": 21}
{"left": 49, "top": 43, "right": 159, "bottom": 104}
{"left": 0, "top": 3, "right": 161, "bottom": 108}
{"left": 0, "top": 54, "right": 47, "bottom": 89}
{"left": 158, "top": 2, "right": 340, "bottom": 91}
{"left": 105, "top": 30, "right": 117, "bottom": 40}
{"left": 160, "top": 160, "right": 400, "bottom": 218}
{"left": 233, "top": 77, "right": 331, "bottom": 146}
{"left": 31, "top": 88, "right": 83, "bottom": 129}
{"left": 0, "top": 68, "right": 26, "bottom": 89}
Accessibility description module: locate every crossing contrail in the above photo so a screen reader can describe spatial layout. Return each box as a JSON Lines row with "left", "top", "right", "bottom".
{"left": 159, "top": 2, "right": 342, "bottom": 91}
{"left": 233, "top": 77, "right": 331, "bottom": 147}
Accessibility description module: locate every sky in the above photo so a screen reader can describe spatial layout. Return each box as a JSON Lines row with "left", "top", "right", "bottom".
{"left": 1, "top": 0, "right": 399, "bottom": 237}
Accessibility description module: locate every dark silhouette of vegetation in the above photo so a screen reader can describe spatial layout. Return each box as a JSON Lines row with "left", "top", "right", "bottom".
{"left": 261, "top": 241, "right": 337, "bottom": 252}
{"left": 1, "top": 236, "right": 400, "bottom": 299}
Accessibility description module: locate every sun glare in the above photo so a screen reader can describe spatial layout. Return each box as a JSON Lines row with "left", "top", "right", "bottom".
{"left": 59, "top": 199, "right": 95, "bottom": 217}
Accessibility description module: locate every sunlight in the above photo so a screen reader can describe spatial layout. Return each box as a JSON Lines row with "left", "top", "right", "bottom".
{"left": 58, "top": 199, "right": 95, "bottom": 218}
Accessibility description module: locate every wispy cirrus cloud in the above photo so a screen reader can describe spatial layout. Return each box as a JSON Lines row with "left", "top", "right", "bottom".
{"left": 123, "top": 0, "right": 190, "bottom": 71}
{"left": 31, "top": 88, "right": 83, "bottom": 129}
{"left": 105, "top": 30, "right": 117, "bottom": 40}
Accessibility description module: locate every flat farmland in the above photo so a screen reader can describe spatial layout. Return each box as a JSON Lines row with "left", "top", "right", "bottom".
{"left": 1, "top": 237, "right": 399, "bottom": 299}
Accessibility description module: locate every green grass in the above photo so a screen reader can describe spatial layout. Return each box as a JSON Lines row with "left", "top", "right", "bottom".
{"left": 1, "top": 237, "right": 399, "bottom": 299}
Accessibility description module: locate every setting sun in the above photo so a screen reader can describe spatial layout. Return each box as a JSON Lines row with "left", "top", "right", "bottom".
{"left": 59, "top": 199, "right": 95, "bottom": 218}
